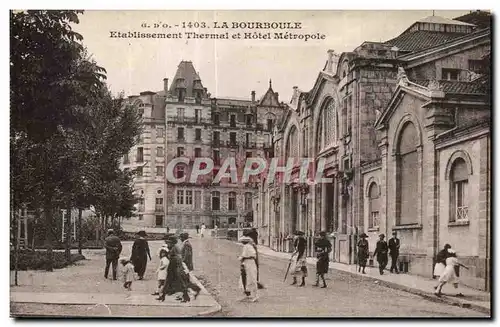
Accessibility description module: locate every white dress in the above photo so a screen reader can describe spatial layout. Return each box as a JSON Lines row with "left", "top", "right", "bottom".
{"left": 157, "top": 257, "right": 169, "bottom": 281}
{"left": 239, "top": 243, "right": 258, "bottom": 295}
{"left": 433, "top": 262, "right": 446, "bottom": 277}
{"left": 439, "top": 257, "right": 459, "bottom": 284}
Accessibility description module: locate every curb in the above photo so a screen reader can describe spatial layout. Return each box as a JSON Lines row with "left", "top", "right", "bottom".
{"left": 190, "top": 274, "right": 222, "bottom": 317}
{"left": 330, "top": 268, "right": 490, "bottom": 315}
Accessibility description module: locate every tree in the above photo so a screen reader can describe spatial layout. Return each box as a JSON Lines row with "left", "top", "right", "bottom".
{"left": 11, "top": 10, "right": 106, "bottom": 271}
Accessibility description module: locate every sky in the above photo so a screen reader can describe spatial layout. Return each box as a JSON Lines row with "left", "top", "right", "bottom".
{"left": 73, "top": 10, "right": 472, "bottom": 102}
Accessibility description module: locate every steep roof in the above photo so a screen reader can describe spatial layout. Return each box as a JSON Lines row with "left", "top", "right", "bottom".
{"left": 416, "top": 15, "right": 474, "bottom": 26}
{"left": 259, "top": 80, "right": 281, "bottom": 107}
{"left": 454, "top": 10, "right": 492, "bottom": 29}
{"left": 168, "top": 61, "right": 205, "bottom": 97}
{"left": 385, "top": 30, "right": 466, "bottom": 52}
{"left": 410, "top": 79, "right": 488, "bottom": 95}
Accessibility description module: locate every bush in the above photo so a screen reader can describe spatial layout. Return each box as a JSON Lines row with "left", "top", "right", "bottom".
{"left": 35, "top": 240, "right": 103, "bottom": 250}
{"left": 10, "top": 250, "right": 86, "bottom": 271}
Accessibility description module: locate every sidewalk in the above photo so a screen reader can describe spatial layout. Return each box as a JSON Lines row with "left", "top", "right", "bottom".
{"left": 256, "top": 245, "right": 491, "bottom": 316}
{"left": 10, "top": 241, "right": 221, "bottom": 317}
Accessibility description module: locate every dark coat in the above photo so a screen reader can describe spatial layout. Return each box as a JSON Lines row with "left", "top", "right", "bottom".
{"left": 357, "top": 239, "right": 369, "bottom": 265}
{"left": 294, "top": 236, "right": 307, "bottom": 259}
{"left": 373, "top": 240, "right": 389, "bottom": 262}
{"left": 436, "top": 248, "right": 451, "bottom": 265}
{"left": 181, "top": 240, "right": 194, "bottom": 271}
{"left": 130, "top": 238, "right": 151, "bottom": 277}
{"left": 163, "top": 249, "right": 188, "bottom": 295}
{"left": 315, "top": 238, "right": 332, "bottom": 274}
{"left": 104, "top": 235, "right": 122, "bottom": 260}
{"left": 248, "top": 230, "right": 258, "bottom": 245}
{"left": 388, "top": 237, "right": 400, "bottom": 256}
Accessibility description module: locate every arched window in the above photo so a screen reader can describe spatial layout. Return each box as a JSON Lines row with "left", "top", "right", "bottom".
{"left": 368, "top": 183, "right": 380, "bottom": 229}
{"left": 285, "top": 125, "right": 299, "bottom": 158}
{"left": 316, "top": 98, "right": 336, "bottom": 154}
{"left": 450, "top": 158, "right": 469, "bottom": 222}
{"left": 211, "top": 191, "right": 220, "bottom": 211}
{"left": 396, "top": 122, "right": 419, "bottom": 225}
{"left": 228, "top": 192, "right": 237, "bottom": 211}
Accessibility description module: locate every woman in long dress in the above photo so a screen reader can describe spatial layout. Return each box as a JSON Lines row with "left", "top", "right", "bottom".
{"left": 238, "top": 236, "right": 258, "bottom": 302}
{"left": 357, "top": 233, "right": 369, "bottom": 274}
{"left": 314, "top": 231, "right": 332, "bottom": 288}
{"left": 130, "top": 231, "right": 151, "bottom": 280}
{"left": 158, "top": 236, "right": 190, "bottom": 302}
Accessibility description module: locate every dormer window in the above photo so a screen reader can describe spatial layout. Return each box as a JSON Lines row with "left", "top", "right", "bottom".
{"left": 178, "top": 89, "right": 185, "bottom": 103}
{"left": 442, "top": 68, "right": 461, "bottom": 81}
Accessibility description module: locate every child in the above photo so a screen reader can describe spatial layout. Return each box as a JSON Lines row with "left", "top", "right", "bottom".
{"left": 119, "top": 257, "right": 135, "bottom": 293}
{"left": 152, "top": 249, "right": 169, "bottom": 296}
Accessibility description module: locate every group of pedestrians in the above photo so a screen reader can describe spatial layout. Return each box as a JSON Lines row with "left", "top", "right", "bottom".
{"left": 103, "top": 229, "right": 201, "bottom": 302}
{"left": 195, "top": 223, "right": 206, "bottom": 237}
{"left": 357, "top": 231, "right": 400, "bottom": 275}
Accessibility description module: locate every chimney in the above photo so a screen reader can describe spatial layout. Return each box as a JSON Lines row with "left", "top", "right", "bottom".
{"left": 251, "top": 91, "right": 256, "bottom": 102}
{"left": 163, "top": 78, "right": 168, "bottom": 93}
{"left": 275, "top": 92, "right": 279, "bottom": 99}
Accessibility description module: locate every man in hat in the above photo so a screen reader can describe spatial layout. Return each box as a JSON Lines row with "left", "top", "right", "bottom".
{"left": 180, "top": 233, "right": 194, "bottom": 271}
{"left": 373, "top": 233, "right": 389, "bottom": 275}
{"left": 388, "top": 231, "right": 400, "bottom": 273}
{"left": 314, "top": 231, "right": 332, "bottom": 288}
{"left": 130, "top": 230, "right": 151, "bottom": 280}
{"left": 104, "top": 229, "right": 122, "bottom": 280}
{"left": 357, "top": 233, "right": 369, "bottom": 274}
{"left": 291, "top": 231, "right": 308, "bottom": 287}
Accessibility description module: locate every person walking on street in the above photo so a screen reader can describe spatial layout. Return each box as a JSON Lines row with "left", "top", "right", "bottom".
{"left": 104, "top": 229, "right": 122, "bottom": 280}
{"left": 200, "top": 223, "right": 206, "bottom": 238}
{"left": 373, "top": 234, "right": 389, "bottom": 275}
{"left": 152, "top": 249, "right": 169, "bottom": 296}
{"left": 245, "top": 229, "right": 264, "bottom": 289}
{"left": 195, "top": 225, "right": 200, "bottom": 234}
{"left": 130, "top": 230, "right": 151, "bottom": 280}
{"left": 238, "top": 236, "right": 259, "bottom": 302}
{"left": 119, "top": 257, "right": 135, "bottom": 294}
{"left": 357, "top": 233, "right": 369, "bottom": 274}
{"left": 158, "top": 236, "right": 190, "bottom": 302}
{"left": 180, "top": 233, "right": 194, "bottom": 271}
{"left": 433, "top": 243, "right": 452, "bottom": 278}
{"left": 388, "top": 231, "right": 400, "bottom": 273}
{"left": 291, "top": 231, "right": 308, "bottom": 287}
{"left": 434, "top": 249, "right": 468, "bottom": 297}
{"left": 314, "top": 231, "right": 332, "bottom": 288}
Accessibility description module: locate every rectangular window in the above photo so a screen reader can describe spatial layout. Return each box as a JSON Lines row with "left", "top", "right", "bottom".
{"left": 213, "top": 150, "right": 220, "bottom": 165}
{"left": 442, "top": 68, "right": 461, "bottom": 81}
{"left": 229, "top": 197, "right": 236, "bottom": 211}
{"left": 155, "top": 198, "right": 164, "bottom": 212}
{"left": 246, "top": 115, "right": 252, "bottom": 127}
{"left": 212, "top": 195, "right": 220, "bottom": 211}
{"left": 347, "top": 95, "right": 352, "bottom": 134}
{"left": 230, "top": 132, "right": 237, "bottom": 145}
{"left": 156, "top": 166, "right": 164, "bottom": 176}
{"left": 246, "top": 151, "right": 252, "bottom": 159}
{"left": 177, "top": 147, "right": 184, "bottom": 157}
{"left": 156, "top": 147, "right": 164, "bottom": 157}
{"left": 136, "top": 147, "right": 144, "bottom": 162}
{"left": 195, "top": 128, "right": 202, "bottom": 140}
{"left": 176, "top": 165, "right": 185, "bottom": 179}
{"left": 155, "top": 215, "right": 163, "bottom": 227}
{"left": 213, "top": 113, "right": 220, "bottom": 125}
{"left": 230, "top": 114, "right": 236, "bottom": 127}
{"left": 177, "top": 190, "right": 184, "bottom": 205}
{"left": 195, "top": 109, "right": 201, "bottom": 123}
{"left": 123, "top": 153, "right": 129, "bottom": 164}
{"left": 186, "top": 190, "right": 193, "bottom": 205}
{"left": 177, "top": 127, "right": 184, "bottom": 140}
{"left": 156, "top": 128, "right": 164, "bottom": 139}
{"left": 468, "top": 59, "right": 484, "bottom": 74}
{"left": 213, "top": 131, "right": 220, "bottom": 145}
{"left": 194, "top": 191, "right": 201, "bottom": 209}
{"left": 177, "top": 108, "right": 185, "bottom": 122}
{"left": 246, "top": 133, "right": 251, "bottom": 146}
{"left": 195, "top": 148, "right": 202, "bottom": 158}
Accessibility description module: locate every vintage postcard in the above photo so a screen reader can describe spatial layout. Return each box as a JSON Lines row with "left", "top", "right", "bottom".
{"left": 10, "top": 9, "right": 491, "bottom": 318}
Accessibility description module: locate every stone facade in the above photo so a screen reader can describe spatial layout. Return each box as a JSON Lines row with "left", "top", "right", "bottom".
{"left": 254, "top": 14, "right": 491, "bottom": 290}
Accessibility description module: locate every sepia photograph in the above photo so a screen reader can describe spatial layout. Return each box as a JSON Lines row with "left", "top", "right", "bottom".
{"left": 9, "top": 9, "right": 492, "bottom": 318}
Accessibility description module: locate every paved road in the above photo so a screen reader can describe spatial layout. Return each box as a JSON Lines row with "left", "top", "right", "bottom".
{"left": 192, "top": 237, "right": 485, "bottom": 317}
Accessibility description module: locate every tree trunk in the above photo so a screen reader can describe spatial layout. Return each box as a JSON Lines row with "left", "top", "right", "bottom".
{"left": 65, "top": 206, "right": 71, "bottom": 263}
{"left": 78, "top": 208, "right": 83, "bottom": 255}
{"left": 44, "top": 202, "right": 54, "bottom": 272}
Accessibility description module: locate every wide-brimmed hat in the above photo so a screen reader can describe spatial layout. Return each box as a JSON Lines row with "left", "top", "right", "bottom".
{"left": 379, "top": 233, "right": 385, "bottom": 238}
{"left": 137, "top": 230, "right": 147, "bottom": 237}
{"left": 239, "top": 236, "right": 253, "bottom": 243}
{"left": 359, "top": 233, "right": 368, "bottom": 238}
{"left": 107, "top": 229, "right": 114, "bottom": 235}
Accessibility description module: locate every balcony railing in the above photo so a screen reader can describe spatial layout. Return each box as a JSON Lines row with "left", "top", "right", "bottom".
{"left": 226, "top": 140, "right": 238, "bottom": 147}
{"left": 155, "top": 205, "right": 164, "bottom": 212}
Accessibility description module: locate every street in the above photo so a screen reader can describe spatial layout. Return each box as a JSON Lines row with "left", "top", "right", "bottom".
{"left": 192, "top": 237, "right": 485, "bottom": 317}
